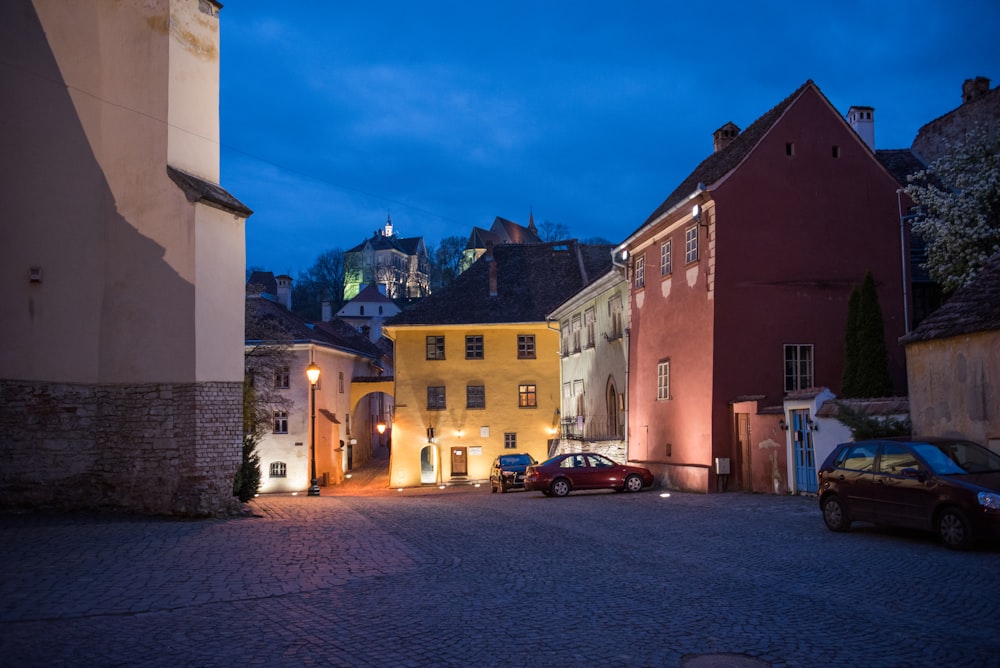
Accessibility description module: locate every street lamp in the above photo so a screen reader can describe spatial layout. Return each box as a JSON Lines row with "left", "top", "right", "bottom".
{"left": 306, "top": 362, "right": 321, "bottom": 496}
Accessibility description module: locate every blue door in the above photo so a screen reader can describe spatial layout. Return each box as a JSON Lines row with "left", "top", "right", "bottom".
{"left": 791, "top": 409, "right": 818, "bottom": 493}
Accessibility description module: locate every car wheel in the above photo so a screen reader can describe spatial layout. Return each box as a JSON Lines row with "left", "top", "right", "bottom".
{"left": 499, "top": 479, "right": 508, "bottom": 494}
{"left": 822, "top": 495, "right": 851, "bottom": 532}
{"left": 550, "top": 478, "right": 571, "bottom": 497}
{"left": 623, "top": 474, "right": 644, "bottom": 493}
{"left": 937, "top": 507, "right": 975, "bottom": 550}
{"left": 491, "top": 482, "right": 497, "bottom": 493}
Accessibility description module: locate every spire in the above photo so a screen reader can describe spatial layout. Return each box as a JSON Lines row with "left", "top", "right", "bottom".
{"left": 384, "top": 210, "right": 393, "bottom": 237}
{"left": 528, "top": 206, "right": 537, "bottom": 233}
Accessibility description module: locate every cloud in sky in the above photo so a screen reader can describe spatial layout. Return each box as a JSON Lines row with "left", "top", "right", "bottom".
{"left": 220, "top": 1, "right": 1000, "bottom": 275}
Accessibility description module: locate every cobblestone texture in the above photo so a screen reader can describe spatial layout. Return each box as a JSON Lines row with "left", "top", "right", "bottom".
{"left": 1, "top": 461, "right": 998, "bottom": 667}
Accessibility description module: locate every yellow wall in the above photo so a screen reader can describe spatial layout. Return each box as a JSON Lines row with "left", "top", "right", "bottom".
{"left": 385, "top": 323, "right": 561, "bottom": 487}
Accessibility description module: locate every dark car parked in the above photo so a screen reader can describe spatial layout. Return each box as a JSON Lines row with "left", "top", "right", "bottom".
{"left": 524, "top": 453, "right": 654, "bottom": 497}
{"left": 818, "top": 437, "right": 1000, "bottom": 549}
{"left": 490, "top": 453, "right": 537, "bottom": 493}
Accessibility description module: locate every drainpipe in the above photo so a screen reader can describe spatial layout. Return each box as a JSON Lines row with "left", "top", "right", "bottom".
{"left": 896, "top": 189, "right": 911, "bottom": 334}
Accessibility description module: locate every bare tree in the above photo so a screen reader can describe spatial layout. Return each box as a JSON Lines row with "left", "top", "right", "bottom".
{"left": 537, "top": 219, "right": 570, "bottom": 242}
{"left": 429, "top": 235, "right": 466, "bottom": 288}
{"left": 293, "top": 248, "right": 346, "bottom": 320}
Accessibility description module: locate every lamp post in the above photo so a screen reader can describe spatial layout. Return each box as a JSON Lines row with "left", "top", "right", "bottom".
{"left": 306, "top": 362, "right": 321, "bottom": 496}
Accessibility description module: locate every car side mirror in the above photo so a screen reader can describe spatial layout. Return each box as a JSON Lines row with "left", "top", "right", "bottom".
{"left": 901, "top": 467, "right": 926, "bottom": 482}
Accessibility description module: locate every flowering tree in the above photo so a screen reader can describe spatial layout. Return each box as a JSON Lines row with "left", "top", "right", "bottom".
{"left": 904, "top": 125, "right": 1000, "bottom": 292}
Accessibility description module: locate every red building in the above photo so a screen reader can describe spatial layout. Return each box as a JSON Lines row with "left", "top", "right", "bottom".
{"left": 616, "top": 81, "right": 909, "bottom": 494}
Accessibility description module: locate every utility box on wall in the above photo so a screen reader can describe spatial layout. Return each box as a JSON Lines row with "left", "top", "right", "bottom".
{"left": 714, "top": 458, "right": 731, "bottom": 475}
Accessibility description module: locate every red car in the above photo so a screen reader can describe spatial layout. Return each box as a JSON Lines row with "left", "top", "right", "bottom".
{"left": 524, "top": 453, "right": 654, "bottom": 496}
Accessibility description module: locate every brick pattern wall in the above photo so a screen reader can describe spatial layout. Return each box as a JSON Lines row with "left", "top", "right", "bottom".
{"left": 0, "top": 380, "right": 243, "bottom": 516}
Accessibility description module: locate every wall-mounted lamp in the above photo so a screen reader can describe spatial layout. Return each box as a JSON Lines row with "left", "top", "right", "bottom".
{"left": 778, "top": 418, "right": 788, "bottom": 431}
{"left": 426, "top": 427, "right": 435, "bottom": 442}
{"left": 376, "top": 421, "right": 387, "bottom": 435}
{"left": 692, "top": 203, "right": 702, "bottom": 222}
{"left": 455, "top": 429, "right": 463, "bottom": 438}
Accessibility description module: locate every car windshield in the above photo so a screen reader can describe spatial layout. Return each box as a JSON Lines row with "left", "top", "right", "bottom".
{"left": 913, "top": 441, "right": 1000, "bottom": 475}
{"left": 500, "top": 455, "right": 534, "bottom": 467}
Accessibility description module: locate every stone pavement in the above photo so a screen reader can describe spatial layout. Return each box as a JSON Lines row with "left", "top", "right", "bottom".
{"left": 2, "top": 456, "right": 999, "bottom": 667}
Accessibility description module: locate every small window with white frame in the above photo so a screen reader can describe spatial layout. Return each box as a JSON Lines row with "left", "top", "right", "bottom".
{"left": 584, "top": 308, "right": 596, "bottom": 348}
{"left": 274, "top": 366, "right": 290, "bottom": 389}
{"left": 657, "top": 360, "right": 670, "bottom": 400}
{"left": 661, "top": 239, "right": 672, "bottom": 275}
{"left": 273, "top": 411, "right": 289, "bottom": 434}
{"left": 634, "top": 255, "right": 645, "bottom": 288}
{"left": 784, "top": 344, "right": 814, "bottom": 392}
{"left": 504, "top": 432, "right": 517, "bottom": 450}
{"left": 608, "top": 295, "right": 623, "bottom": 340}
{"left": 685, "top": 226, "right": 699, "bottom": 264}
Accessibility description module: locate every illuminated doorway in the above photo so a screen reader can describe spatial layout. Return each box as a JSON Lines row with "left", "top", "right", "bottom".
{"left": 420, "top": 444, "right": 437, "bottom": 484}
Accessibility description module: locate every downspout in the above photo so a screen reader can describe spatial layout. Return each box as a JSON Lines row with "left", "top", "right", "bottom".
{"left": 896, "top": 189, "right": 911, "bottom": 334}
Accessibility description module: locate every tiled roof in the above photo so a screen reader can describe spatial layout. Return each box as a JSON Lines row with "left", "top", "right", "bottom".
{"left": 387, "top": 240, "right": 613, "bottom": 325}
{"left": 347, "top": 233, "right": 424, "bottom": 255}
{"left": 350, "top": 284, "right": 396, "bottom": 304}
{"left": 874, "top": 149, "right": 927, "bottom": 187}
{"left": 901, "top": 252, "right": 1000, "bottom": 344}
{"left": 815, "top": 397, "right": 909, "bottom": 418}
{"left": 632, "top": 80, "right": 815, "bottom": 232}
{"left": 465, "top": 216, "right": 541, "bottom": 250}
{"left": 246, "top": 295, "right": 380, "bottom": 359}
{"left": 246, "top": 270, "right": 277, "bottom": 295}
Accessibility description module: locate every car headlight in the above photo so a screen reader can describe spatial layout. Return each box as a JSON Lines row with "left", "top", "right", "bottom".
{"left": 978, "top": 491, "right": 1000, "bottom": 510}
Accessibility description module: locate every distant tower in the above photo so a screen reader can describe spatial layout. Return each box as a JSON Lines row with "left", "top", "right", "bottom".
{"left": 847, "top": 106, "right": 875, "bottom": 150}
{"left": 384, "top": 211, "right": 393, "bottom": 237}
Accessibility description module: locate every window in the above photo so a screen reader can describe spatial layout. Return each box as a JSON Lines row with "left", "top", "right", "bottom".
{"left": 660, "top": 239, "right": 672, "bottom": 275}
{"left": 274, "top": 366, "right": 289, "bottom": 389}
{"left": 465, "top": 335, "right": 484, "bottom": 359}
{"left": 784, "top": 344, "right": 814, "bottom": 392}
{"left": 584, "top": 308, "right": 595, "bottom": 348}
{"left": 832, "top": 145, "right": 840, "bottom": 158}
{"left": 563, "top": 382, "right": 572, "bottom": 399}
{"left": 338, "top": 371, "right": 344, "bottom": 393}
{"left": 504, "top": 433, "right": 517, "bottom": 450}
{"left": 634, "top": 255, "right": 645, "bottom": 288}
{"left": 657, "top": 360, "right": 670, "bottom": 400}
{"left": 785, "top": 142, "right": 795, "bottom": 156}
{"left": 518, "top": 384, "right": 537, "bottom": 408}
{"left": 269, "top": 462, "right": 287, "bottom": 478}
{"left": 608, "top": 296, "right": 623, "bottom": 340}
{"left": 427, "top": 386, "right": 446, "bottom": 410}
{"left": 467, "top": 385, "right": 485, "bottom": 409}
{"left": 685, "top": 226, "right": 699, "bottom": 264}
{"left": 571, "top": 315, "right": 582, "bottom": 353}
{"left": 517, "top": 334, "right": 536, "bottom": 359}
{"left": 426, "top": 336, "right": 445, "bottom": 359}
{"left": 273, "top": 411, "right": 289, "bottom": 434}
{"left": 560, "top": 321, "right": 571, "bottom": 355}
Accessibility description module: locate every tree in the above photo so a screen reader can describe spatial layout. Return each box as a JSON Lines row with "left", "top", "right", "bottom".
{"left": 904, "top": 124, "right": 1000, "bottom": 292}
{"left": 537, "top": 219, "right": 570, "bottom": 242}
{"left": 428, "top": 235, "right": 466, "bottom": 289}
{"left": 292, "top": 248, "right": 346, "bottom": 320}
{"left": 834, "top": 402, "right": 911, "bottom": 440}
{"left": 236, "top": 295, "right": 296, "bottom": 501}
{"left": 840, "top": 272, "right": 893, "bottom": 398}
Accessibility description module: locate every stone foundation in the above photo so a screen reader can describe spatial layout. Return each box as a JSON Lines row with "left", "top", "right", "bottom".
{"left": 0, "top": 380, "right": 243, "bottom": 516}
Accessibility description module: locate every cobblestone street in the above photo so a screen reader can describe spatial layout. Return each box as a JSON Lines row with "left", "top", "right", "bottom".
{"left": 2, "top": 471, "right": 998, "bottom": 667}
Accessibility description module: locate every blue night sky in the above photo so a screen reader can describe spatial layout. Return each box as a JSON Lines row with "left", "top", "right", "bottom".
{"left": 220, "top": 1, "right": 999, "bottom": 275}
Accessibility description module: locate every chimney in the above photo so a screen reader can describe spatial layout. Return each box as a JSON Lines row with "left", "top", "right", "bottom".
{"left": 847, "top": 106, "right": 875, "bottom": 150}
{"left": 321, "top": 300, "right": 332, "bottom": 322}
{"left": 712, "top": 122, "right": 740, "bottom": 153}
{"left": 485, "top": 241, "right": 497, "bottom": 297}
{"left": 275, "top": 274, "right": 293, "bottom": 310}
{"left": 962, "top": 76, "right": 991, "bottom": 104}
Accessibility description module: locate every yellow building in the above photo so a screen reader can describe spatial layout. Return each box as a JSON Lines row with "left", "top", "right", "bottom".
{"left": 383, "top": 240, "right": 613, "bottom": 488}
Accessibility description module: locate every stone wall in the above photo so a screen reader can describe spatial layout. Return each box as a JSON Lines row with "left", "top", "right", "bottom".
{"left": 0, "top": 380, "right": 243, "bottom": 516}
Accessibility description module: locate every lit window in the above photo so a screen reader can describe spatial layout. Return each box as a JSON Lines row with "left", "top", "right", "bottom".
{"left": 518, "top": 384, "right": 537, "bottom": 408}
{"left": 274, "top": 367, "right": 289, "bottom": 389}
{"left": 426, "top": 336, "right": 445, "bottom": 360}
{"left": 685, "top": 226, "right": 698, "bottom": 264}
{"left": 518, "top": 335, "right": 536, "bottom": 359}
{"left": 269, "top": 462, "right": 287, "bottom": 478}
{"left": 784, "top": 344, "right": 814, "bottom": 392}
{"left": 634, "top": 255, "right": 645, "bottom": 288}
{"left": 661, "top": 239, "right": 672, "bottom": 275}
{"left": 657, "top": 360, "right": 670, "bottom": 400}
{"left": 467, "top": 385, "right": 485, "bottom": 409}
{"left": 273, "top": 411, "right": 289, "bottom": 434}
{"left": 504, "top": 433, "right": 517, "bottom": 450}
{"left": 427, "top": 386, "right": 446, "bottom": 410}
{"left": 466, "top": 335, "right": 484, "bottom": 360}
